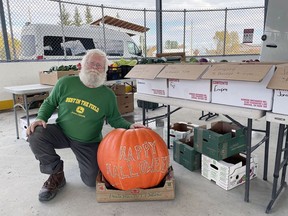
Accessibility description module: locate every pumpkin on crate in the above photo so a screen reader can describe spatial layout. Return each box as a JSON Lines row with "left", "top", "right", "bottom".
{"left": 97, "top": 128, "right": 170, "bottom": 190}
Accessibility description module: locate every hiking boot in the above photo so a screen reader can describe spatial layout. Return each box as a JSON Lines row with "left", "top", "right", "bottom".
{"left": 38, "top": 169, "right": 66, "bottom": 201}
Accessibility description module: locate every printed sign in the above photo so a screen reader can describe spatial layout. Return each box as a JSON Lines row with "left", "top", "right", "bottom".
{"left": 243, "top": 29, "right": 254, "bottom": 43}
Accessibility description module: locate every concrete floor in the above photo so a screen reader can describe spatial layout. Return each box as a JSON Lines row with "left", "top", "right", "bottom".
{"left": 0, "top": 104, "right": 288, "bottom": 216}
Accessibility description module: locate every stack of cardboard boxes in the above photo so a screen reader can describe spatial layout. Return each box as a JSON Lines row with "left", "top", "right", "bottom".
{"left": 125, "top": 62, "right": 277, "bottom": 109}
{"left": 194, "top": 121, "right": 258, "bottom": 190}
{"left": 163, "top": 122, "right": 202, "bottom": 172}
{"left": 110, "top": 84, "right": 134, "bottom": 115}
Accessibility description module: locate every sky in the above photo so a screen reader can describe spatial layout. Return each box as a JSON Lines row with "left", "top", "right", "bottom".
{"left": 75, "top": 0, "right": 265, "bottom": 10}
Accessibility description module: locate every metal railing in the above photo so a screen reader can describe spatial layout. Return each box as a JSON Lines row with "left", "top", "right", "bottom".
{"left": 0, "top": 0, "right": 265, "bottom": 62}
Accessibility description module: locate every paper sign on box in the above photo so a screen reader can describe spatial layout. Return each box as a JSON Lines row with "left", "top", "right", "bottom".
{"left": 267, "top": 66, "right": 288, "bottom": 115}
{"left": 202, "top": 64, "right": 275, "bottom": 110}
{"left": 125, "top": 64, "right": 168, "bottom": 97}
{"left": 157, "top": 64, "right": 211, "bottom": 102}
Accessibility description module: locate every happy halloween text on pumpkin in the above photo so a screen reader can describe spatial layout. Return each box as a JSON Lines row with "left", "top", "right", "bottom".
{"left": 105, "top": 141, "right": 169, "bottom": 179}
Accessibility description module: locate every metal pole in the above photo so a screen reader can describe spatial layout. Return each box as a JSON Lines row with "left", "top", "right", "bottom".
{"left": 244, "top": 118, "right": 253, "bottom": 202}
{"left": 58, "top": 0, "right": 67, "bottom": 58}
{"left": 0, "top": 0, "right": 11, "bottom": 61}
{"left": 183, "top": 9, "right": 186, "bottom": 53}
{"left": 156, "top": 0, "right": 162, "bottom": 54}
{"left": 223, "top": 8, "right": 228, "bottom": 55}
{"left": 190, "top": 20, "right": 193, "bottom": 56}
{"left": 101, "top": 4, "right": 107, "bottom": 54}
{"left": 144, "top": 8, "right": 147, "bottom": 58}
{"left": 6, "top": 0, "right": 17, "bottom": 60}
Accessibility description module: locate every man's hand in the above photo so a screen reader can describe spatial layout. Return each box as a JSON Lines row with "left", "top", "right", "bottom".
{"left": 130, "top": 123, "right": 148, "bottom": 129}
{"left": 26, "top": 119, "right": 47, "bottom": 136}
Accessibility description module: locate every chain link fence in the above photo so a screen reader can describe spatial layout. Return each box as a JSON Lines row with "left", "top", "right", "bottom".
{"left": 0, "top": 0, "right": 264, "bottom": 61}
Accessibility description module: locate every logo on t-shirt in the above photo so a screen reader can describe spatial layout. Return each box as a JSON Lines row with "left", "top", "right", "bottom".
{"left": 76, "top": 106, "right": 85, "bottom": 114}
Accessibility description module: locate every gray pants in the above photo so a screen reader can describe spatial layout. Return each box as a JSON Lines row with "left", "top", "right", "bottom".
{"left": 28, "top": 124, "right": 99, "bottom": 187}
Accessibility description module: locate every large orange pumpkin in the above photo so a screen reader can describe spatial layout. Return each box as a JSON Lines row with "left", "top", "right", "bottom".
{"left": 97, "top": 128, "right": 170, "bottom": 190}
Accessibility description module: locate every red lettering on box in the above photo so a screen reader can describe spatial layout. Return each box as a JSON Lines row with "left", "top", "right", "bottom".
{"left": 212, "top": 81, "right": 228, "bottom": 85}
{"left": 189, "top": 93, "right": 207, "bottom": 100}
{"left": 240, "top": 98, "right": 267, "bottom": 108}
{"left": 152, "top": 89, "right": 165, "bottom": 95}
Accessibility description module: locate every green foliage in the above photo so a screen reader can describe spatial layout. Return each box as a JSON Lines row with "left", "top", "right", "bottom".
{"left": 189, "top": 57, "right": 199, "bottom": 63}
{"left": 59, "top": 5, "right": 94, "bottom": 26}
{"left": 85, "top": 6, "right": 93, "bottom": 24}
{"left": 164, "top": 40, "right": 179, "bottom": 49}
{"left": 113, "top": 58, "right": 138, "bottom": 66}
{"left": 59, "top": 4, "right": 72, "bottom": 26}
{"left": 73, "top": 7, "right": 83, "bottom": 26}
{"left": 48, "top": 64, "right": 78, "bottom": 72}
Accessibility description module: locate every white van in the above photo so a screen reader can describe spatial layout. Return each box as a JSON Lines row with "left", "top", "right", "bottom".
{"left": 20, "top": 23, "right": 142, "bottom": 60}
{"left": 260, "top": 0, "right": 288, "bottom": 61}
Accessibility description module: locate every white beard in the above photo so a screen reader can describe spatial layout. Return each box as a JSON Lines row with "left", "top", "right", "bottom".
{"left": 79, "top": 68, "right": 106, "bottom": 88}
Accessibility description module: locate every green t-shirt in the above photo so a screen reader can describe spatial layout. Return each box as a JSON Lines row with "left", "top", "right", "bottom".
{"left": 37, "top": 76, "right": 132, "bottom": 143}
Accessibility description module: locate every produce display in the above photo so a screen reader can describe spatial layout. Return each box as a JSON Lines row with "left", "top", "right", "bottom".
{"left": 138, "top": 57, "right": 166, "bottom": 64}
{"left": 46, "top": 64, "right": 79, "bottom": 73}
{"left": 97, "top": 128, "right": 170, "bottom": 190}
{"left": 110, "top": 58, "right": 138, "bottom": 67}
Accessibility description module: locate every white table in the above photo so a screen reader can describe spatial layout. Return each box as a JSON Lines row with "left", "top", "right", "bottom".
{"left": 4, "top": 84, "right": 54, "bottom": 139}
{"left": 135, "top": 93, "right": 269, "bottom": 204}
{"left": 265, "top": 112, "right": 288, "bottom": 213}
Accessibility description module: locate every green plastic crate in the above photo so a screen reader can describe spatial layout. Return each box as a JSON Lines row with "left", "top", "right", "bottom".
{"left": 194, "top": 121, "right": 246, "bottom": 161}
{"left": 173, "top": 137, "right": 201, "bottom": 171}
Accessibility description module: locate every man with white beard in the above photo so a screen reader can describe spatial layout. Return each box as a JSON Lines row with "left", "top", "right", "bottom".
{"left": 26, "top": 49, "right": 146, "bottom": 202}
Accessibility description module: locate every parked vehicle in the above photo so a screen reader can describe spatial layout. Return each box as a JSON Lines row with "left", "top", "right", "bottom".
{"left": 20, "top": 23, "right": 142, "bottom": 60}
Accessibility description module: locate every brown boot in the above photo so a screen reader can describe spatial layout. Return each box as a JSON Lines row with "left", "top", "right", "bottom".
{"left": 38, "top": 169, "right": 66, "bottom": 201}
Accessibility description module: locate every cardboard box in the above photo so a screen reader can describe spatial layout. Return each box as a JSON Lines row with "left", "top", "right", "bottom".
{"left": 157, "top": 64, "right": 212, "bottom": 102}
{"left": 39, "top": 70, "right": 79, "bottom": 85}
{"left": 267, "top": 66, "right": 288, "bottom": 115}
{"left": 116, "top": 93, "right": 134, "bottom": 114}
{"left": 20, "top": 113, "right": 58, "bottom": 140}
{"left": 194, "top": 121, "right": 246, "bottom": 161}
{"left": 96, "top": 166, "right": 175, "bottom": 202}
{"left": 116, "top": 93, "right": 134, "bottom": 105}
{"left": 118, "top": 102, "right": 134, "bottom": 114}
{"left": 111, "top": 84, "right": 126, "bottom": 95}
{"left": 15, "top": 92, "right": 49, "bottom": 106}
{"left": 173, "top": 136, "right": 201, "bottom": 171}
{"left": 15, "top": 92, "right": 48, "bottom": 110}
{"left": 163, "top": 122, "right": 193, "bottom": 146}
{"left": 125, "top": 64, "right": 168, "bottom": 96}
{"left": 201, "top": 64, "right": 275, "bottom": 110}
{"left": 201, "top": 154, "right": 258, "bottom": 190}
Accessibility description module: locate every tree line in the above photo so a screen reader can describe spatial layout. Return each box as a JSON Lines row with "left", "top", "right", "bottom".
{"left": 60, "top": 5, "right": 94, "bottom": 26}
